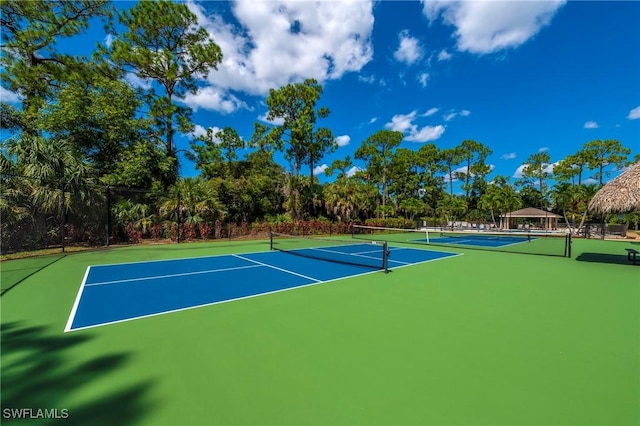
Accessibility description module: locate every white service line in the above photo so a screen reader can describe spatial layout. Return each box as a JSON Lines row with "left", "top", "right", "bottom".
{"left": 232, "top": 254, "right": 322, "bottom": 283}
{"left": 84, "top": 264, "right": 263, "bottom": 287}
{"left": 307, "top": 246, "right": 383, "bottom": 262}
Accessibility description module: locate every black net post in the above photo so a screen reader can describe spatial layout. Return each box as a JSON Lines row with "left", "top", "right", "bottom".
{"left": 269, "top": 231, "right": 274, "bottom": 250}
{"left": 382, "top": 242, "right": 389, "bottom": 273}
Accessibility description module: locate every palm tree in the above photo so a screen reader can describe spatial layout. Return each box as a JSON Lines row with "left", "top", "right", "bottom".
{"left": 3, "top": 135, "right": 99, "bottom": 250}
{"left": 478, "top": 184, "right": 502, "bottom": 228}
{"left": 160, "top": 177, "right": 225, "bottom": 240}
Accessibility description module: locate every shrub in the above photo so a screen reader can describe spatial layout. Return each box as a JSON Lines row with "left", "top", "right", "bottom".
{"left": 125, "top": 223, "right": 142, "bottom": 243}
{"left": 150, "top": 224, "right": 164, "bottom": 240}
{"left": 198, "top": 222, "right": 212, "bottom": 239}
{"left": 363, "top": 218, "right": 415, "bottom": 229}
{"left": 183, "top": 223, "right": 197, "bottom": 240}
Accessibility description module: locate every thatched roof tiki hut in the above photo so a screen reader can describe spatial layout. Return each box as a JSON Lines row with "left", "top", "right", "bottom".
{"left": 588, "top": 162, "right": 640, "bottom": 214}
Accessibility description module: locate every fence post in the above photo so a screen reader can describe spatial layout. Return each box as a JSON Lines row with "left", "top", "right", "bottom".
{"left": 106, "top": 185, "right": 111, "bottom": 247}
{"left": 60, "top": 182, "right": 66, "bottom": 253}
{"left": 177, "top": 190, "right": 181, "bottom": 243}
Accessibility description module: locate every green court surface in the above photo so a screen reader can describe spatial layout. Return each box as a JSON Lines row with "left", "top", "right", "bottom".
{"left": 1, "top": 238, "right": 638, "bottom": 425}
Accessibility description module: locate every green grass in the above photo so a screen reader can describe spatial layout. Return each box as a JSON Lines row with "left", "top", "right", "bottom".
{"left": 1, "top": 238, "right": 638, "bottom": 425}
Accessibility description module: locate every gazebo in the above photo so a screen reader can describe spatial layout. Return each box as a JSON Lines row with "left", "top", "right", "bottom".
{"left": 500, "top": 207, "right": 562, "bottom": 230}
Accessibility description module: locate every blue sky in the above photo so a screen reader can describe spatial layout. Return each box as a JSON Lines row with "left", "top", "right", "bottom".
{"left": 3, "top": 1, "right": 639, "bottom": 187}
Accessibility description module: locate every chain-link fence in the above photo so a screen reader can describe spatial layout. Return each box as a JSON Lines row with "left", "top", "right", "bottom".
{"left": 0, "top": 176, "right": 259, "bottom": 255}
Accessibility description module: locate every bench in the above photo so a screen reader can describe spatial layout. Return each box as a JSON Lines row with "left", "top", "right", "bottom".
{"left": 625, "top": 248, "right": 639, "bottom": 265}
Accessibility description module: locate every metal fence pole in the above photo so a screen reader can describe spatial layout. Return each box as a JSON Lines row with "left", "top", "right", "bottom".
{"left": 60, "top": 182, "right": 66, "bottom": 253}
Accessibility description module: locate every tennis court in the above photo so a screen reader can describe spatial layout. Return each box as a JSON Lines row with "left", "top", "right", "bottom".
{"left": 2, "top": 237, "right": 637, "bottom": 425}
{"left": 353, "top": 225, "right": 572, "bottom": 257}
{"left": 417, "top": 232, "right": 531, "bottom": 247}
{"left": 66, "top": 240, "right": 459, "bottom": 332}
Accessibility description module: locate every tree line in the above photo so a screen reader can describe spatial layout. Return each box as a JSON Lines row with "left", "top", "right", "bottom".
{"left": 1, "top": 1, "right": 638, "bottom": 252}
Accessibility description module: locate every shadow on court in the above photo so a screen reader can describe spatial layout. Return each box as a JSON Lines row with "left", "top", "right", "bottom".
{"left": 0, "top": 255, "right": 66, "bottom": 296}
{"left": 1, "top": 322, "right": 156, "bottom": 425}
{"left": 575, "top": 252, "right": 639, "bottom": 266}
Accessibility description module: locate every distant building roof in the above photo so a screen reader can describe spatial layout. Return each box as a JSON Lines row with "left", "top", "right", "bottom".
{"left": 500, "top": 207, "right": 562, "bottom": 218}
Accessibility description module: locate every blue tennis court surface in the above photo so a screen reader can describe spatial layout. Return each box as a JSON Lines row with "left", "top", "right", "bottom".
{"left": 65, "top": 244, "right": 459, "bottom": 332}
{"left": 413, "top": 234, "right": 532, "bottom": 247}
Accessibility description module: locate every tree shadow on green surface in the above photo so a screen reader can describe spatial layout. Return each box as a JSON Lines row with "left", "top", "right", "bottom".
{"left": 1, "top": 322, "right": 156, "bottom": 425}
{"left": 575, "top": 252, "right": 639, "bottom": 266}
{"left": 0, "top": 255, "right": 65, "bottom": 296}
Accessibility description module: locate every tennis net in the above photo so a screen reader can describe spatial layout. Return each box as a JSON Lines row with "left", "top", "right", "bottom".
{"left": 352, "top": 225, "right": 571, "bottom": 257}
{"left": 270, "top": 232, "right": 389, "bottom": 271}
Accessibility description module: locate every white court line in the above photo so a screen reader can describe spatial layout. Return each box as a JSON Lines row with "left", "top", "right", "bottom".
{"left": 232, "top": 254, "right": 322, "bottom": 283}
{"left": 306, "top": 246, "right": 384, "bottom": 263}
{"left": 434, "top": 237, "right": 531, "bottom": 248}
{"left": 64, "top": 266, "right": 91, "bottom": 332}
{"left": 85, "top": 264, "right": 262, "bottom": 287}
{"left": 307, "top": 246, "right": 412, "bottom": 265}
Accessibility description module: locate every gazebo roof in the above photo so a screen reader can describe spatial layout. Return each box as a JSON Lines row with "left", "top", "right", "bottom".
{"left": 500, "top": 207, "right": 562, "bottom": 218}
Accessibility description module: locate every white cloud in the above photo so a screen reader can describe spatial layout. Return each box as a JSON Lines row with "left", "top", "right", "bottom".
{"left": 418, "top": 73, "right": 429, "bottom": 88}
{"left": 387, "top": 111, "right": 418, "bottom": 134}
{"left": 368, "top": 117, "right": 378, "bottom": 125}
{"left": 443, "top": 172, "right": 458, "bottom": 183}
{"left": 627, "top": 106, "right": 640, "bottom": 120}
{"left": 437, "top": 49, "right": 453, "bottom": 61}
{"left": 544, "top": 162, "right": 558, "bottom": 174}
{"left": 193, "top": 124, "right": 208, "bottom": 138}
{"left": 386, "top": 110, "right": 445, "bottom": 142}
{"left": 394, "top": 30, "right": 423, "bottom": 65}
{"left": 501, "top": 152, "right": 517, "bottom": 160}
{"left": 358, "top": 74, "right": 376, "bottom": 84}
{"left": 405, "top": 125, "right": 445, "bottom": 142}
{"left": 423, "top": 107, "right": 439, "bottom": 117}
{"left": 0, "top": 86, "right": 22, "bottom": 104}
{"left": 346, "top": 166, "right": 361, "bottom": 177}
{"left": 335, "top": 135, "right": 351, "bottom": 147}
{"left": 192, "top": 125, "right": 223, "bottom": 142}
{"left": 181, "top": 86, "right": 247, "bottom": 114}
{"left": 313, "top": 164, "right": 328, "bottom": 175}
{"left": 513, "top": 164, "right": 527, "bottom": 179}
{"left": 454, "top": 164, "right": 492, "bottom": 177}
{"left": 443, "top": 109, "right": 470, "bottom": 121}
{"left": 538, "top": 147, "right": 549, "bottom": 152}
{"left": 423, "top": 0, "right": 566, "bottom": 54}
{"left": 187, "top": 0, "right": 374, "bottom": 99}
{"left": 454, "top": 166, "right": 469, "bottom": 175}
{"left": 514, "top": 161, "right": 557, "bottom": 179}
{"left": 584, "top": 121, "right": 599, "bottom": 129}
{"left": 124, "top": 72, "right": 151, "bottom": 89}
{"left": 258, "top": 113, "right": 285, "bottom": 126}
{"left": 583, "top": 178, "right": 597, "bottom": 185}
{"left": 104, "top": 33, "right": 115, "bottom": 48}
